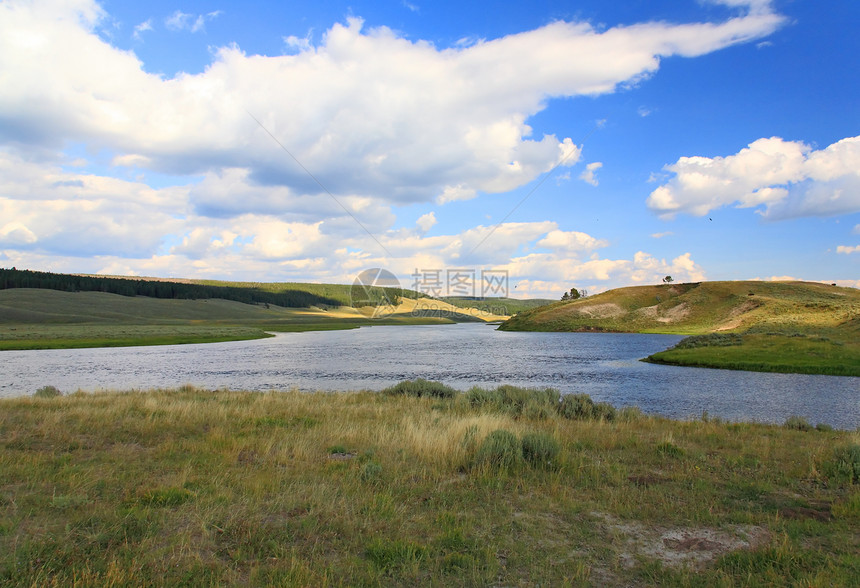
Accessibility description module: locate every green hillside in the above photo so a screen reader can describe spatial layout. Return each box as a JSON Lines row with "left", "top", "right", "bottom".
{"left": 440, "top": 296, "right": 554, "bottom": 316}
{"left": 0, "top": 287, "right": 483, "bottom": 350}
{"left": 500, "top": 281, "right": 860, "bottom": 376}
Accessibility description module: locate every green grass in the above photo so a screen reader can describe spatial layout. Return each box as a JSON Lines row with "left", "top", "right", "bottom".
{"left": 1, "top": 386, "right": 858, "bottom": 585}
{"left": 646, "top": 332, "right": 860, "bottom": 376}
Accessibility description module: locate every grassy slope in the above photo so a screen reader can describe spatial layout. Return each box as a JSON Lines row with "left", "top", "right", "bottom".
{"left": 1, "top": 387, "right": 857, "bottom": 586}
{"left": 500, "top": 281, "right": 860, "bottom": 376}
{"left": 0, "top": 288, "right": 504, "bottom": 350}
{"left": 441, "top": 296, "right": 555, "bottom": 317}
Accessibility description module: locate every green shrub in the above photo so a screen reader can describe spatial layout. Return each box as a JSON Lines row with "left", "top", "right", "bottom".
{"left": 557, "top": 394, "right": 594, "bottom": 420}
{"left": 783, "top": 415, "right": 813, "bottom": 431}
{"left": 465, "top": 386, "right": 496, "bottom": 408}
{"left": 474, "top": 430, "right": 522, "bottom": 470}
{"left": 466, "top": 385, "right": 560, "bottom": 418}
{"left": 521, "top": 432, "right": 560, "bottom": 469}
{"left": 593, "top": 402, "right": 617, "bottom": 422}
{"left": 815, "top": 423, "right": 834, "bottom": 432}
{"left": 618, "top": 406, "right": 644, "bottom": 422}
{"left": 359, "top": 461, "right": 383, "bottom": 483}
{"left": 34, "top": 385, "right": 62, "bottom": 398}
{"left": 825, "top": 445, "right": 860, "bottom": 484}
{"left": 382, "top": 379, "right": 457, "bottom": 399}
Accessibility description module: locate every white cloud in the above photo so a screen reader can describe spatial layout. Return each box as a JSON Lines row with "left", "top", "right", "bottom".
{"left": 648, "top": 135, "right": 860, "bottom": 219}
{"left": 837, "top": 245, "right": 860, "bottom": 255}
{"left": 579, "top": 161, "right": 603, "bottom": 186}
{"left": 651, "top": 231, "right": 673, "bottom": 238}
{"left": 415, "top": 212, "right": 437, "bottom": 233}
{"left": 537, "top": 229, "right": 608, "bottom": 252}
{"left": 165, "top": 10, "right": 220, "bottom": 33}
{"left": 0, "top": 0, "right": 801, "bottom": 294}
{"left": 132, "top": 19, "right": 152, "bottom": 41}
{"left": 0, "top": 150, "right": 185, "bottom": 256}
{"left": 0, "top": 0, "right": 784, "bottom": 211}
{"left": 164, "top": 10, "right": 191, "bottom": 31}
{"left": 854, "top": 224, "right": 860, "bottom": 235}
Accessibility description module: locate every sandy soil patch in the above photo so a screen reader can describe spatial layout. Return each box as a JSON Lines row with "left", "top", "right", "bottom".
{"left": 592, "top": 511, "right": 770, "bottom": 570}
{"left": 635, "top": 302, "right": 690, "bottom": 323}
{"left": 715, "top": 299, "right": 762, "bottom": 331}
{"left": 405, "top": 298, "right": 509, "bottom": 321}
{"left": 573, "top": 303, "right": 626, "bottom": 319}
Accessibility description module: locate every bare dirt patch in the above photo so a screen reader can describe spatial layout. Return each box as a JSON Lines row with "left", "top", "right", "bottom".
{"left": 778, "top": 504, "right": 832, "bottom": 522}
{"left": 635, "top": 302, "right": 690, "bottom": 323}
{"left": 574, "top": 303, "right": 626, "bottom": 319}
{"left": 716, "top": 299, "right": 763, "bottom": 331}
{"left": 592, "top": 512, "right": 770, "bottom": 570}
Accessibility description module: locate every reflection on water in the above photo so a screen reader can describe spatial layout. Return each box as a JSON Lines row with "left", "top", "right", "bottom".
{"left": 1, "top": 323, "right": 858, "bottom": 429}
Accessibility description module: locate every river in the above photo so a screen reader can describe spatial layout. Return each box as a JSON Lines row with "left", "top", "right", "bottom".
{"left": 1, "top": 323, "right": 857, "bottom": 429}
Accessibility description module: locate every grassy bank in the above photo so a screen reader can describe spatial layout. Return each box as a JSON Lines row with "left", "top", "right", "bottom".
{"left": 645, "top": 332, "right": 860, "bottom": 377}
{"left": 1, "top": 385, "right": 858, "bottom": 586}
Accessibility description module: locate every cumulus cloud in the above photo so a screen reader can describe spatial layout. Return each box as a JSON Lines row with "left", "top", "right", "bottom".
{"left": 415, "top": 212, "right": 437, "bottom": 233}
{"left": 579, "top": 162, "right": 603, "bottom": 186}
{"left": 837, "top": 245, "right": 860, "bottom": 255}
{"left": 647, "top": 135, "right": 860, "bottom": 219}
{"left": 0, "top": 0, "right": 784, "bottom": 211}
{"left": 0, "top": 0, "right": 792, "bottom": 294}
{"left": 537, "top": 229, "right": 608, "bottom": 252}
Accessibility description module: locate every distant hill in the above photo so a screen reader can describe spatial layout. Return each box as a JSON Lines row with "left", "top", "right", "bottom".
{"left": 499, "top": 280, "right": 859, "bottom": 336}
{"left": 0, "top": 268, "right": 430, "bottom": 310}
{"left": 440, "top": 296, "right": 555, "bottom": 317}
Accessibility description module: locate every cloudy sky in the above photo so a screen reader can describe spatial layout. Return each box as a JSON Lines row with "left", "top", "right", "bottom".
{"left": 1, "top": 0, "right": 858, "bottom": 298}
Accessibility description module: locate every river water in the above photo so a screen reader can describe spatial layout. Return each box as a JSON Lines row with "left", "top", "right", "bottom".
{"left": 1, "top": 323, "right": 857, "bottom": 429}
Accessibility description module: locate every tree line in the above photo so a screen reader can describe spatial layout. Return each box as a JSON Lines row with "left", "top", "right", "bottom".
{"left": 0, "top": 267, "right": 341, "bottom": 309}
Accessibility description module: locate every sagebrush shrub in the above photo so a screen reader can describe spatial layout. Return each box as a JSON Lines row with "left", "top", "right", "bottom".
{"left": 521, "top": 432, "right": 560, "bottom": 469}
{"left": 557, "top": 394, "right": 594, "bottom": 420}
{"left": 474, "top": 429, "right": 522, "bottom": 470}
{"left": 34, "top": 385, "right": 62, "bottom": 398}
{"left": 826, "top": 445, "right": 860, "bottom": 484}
{"left": 783, "top": 415, "right": 813, "bottom": 431}
{"left": 382, "top": 379, "right": 457, "bottom": 399}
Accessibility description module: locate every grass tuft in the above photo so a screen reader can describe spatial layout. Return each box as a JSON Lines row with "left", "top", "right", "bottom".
{"left": 34, "top": 385, "right": 62, "bottom": 398}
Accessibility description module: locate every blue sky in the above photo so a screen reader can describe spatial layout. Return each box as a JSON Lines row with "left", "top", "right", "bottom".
{"left": 0, "top": 0, "right": 857, "bottom": 298}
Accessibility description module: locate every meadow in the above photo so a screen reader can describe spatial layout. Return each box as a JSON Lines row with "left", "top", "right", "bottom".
{"left": 0, "top": 289, "right": 502, "bottom": 351}
{"left": 1, "top": 384, "right": 858, "bottom": 586}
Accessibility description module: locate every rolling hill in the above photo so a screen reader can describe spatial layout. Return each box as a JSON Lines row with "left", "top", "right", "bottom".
{"left": 499, "top": 281, "right": 860, "bottom": 376}
{"left": 499, "top": 281, "right": 858, "bottom": 335}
